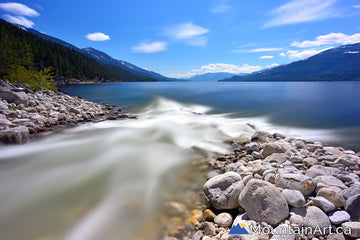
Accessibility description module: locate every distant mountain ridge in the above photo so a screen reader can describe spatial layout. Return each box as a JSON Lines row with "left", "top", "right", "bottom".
{"left": 81, "top": 47, "right": 182, "bottom": 82}
{"left": 222, "top": 42, "right": 360, "bottom": 82}
{"left": 188, "top": 72, "right": 238, "bottom": 82}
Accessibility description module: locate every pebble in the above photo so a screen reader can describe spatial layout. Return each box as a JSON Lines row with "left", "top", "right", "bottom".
{"left": 329, "top": 210, "right": 351, "bottom": 225}
{"left": 214, "top": 213, "right": 233, "bottom": 228}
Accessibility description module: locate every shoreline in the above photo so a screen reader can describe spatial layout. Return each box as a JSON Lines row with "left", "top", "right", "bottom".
{"left": 0, "top": 80, "right": 134, "bottom": 144}
{"left": 171, "top": 131, "right": 360, "bottom": 240}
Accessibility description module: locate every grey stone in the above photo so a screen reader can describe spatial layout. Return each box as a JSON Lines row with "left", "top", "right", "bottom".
{"left": 198, "top": 221, "right": 216, "bottom": 236}
{"left": 244, "top": 142, "right": 261, "bottom": 152}
{"left": 214, "top": 213, "right": 233, "bottom": 228}
{"left": 225, "top": 163, "right": 242, "bottom": 173}
{"left": 251, "top": 131, "right": 272, "bottom": 142}
{"left": 206, "top": 171, "right": 219, "bottom": 180}
{"left": 305, "top": 165, "right": 341, "bottom": 178}
{"left": 275, "top": 173, "right": 316, "bottom": 196}
{"left": 317, "top": 187, "right": 345, "bottom": 208}
{"left": 203, "top": 172, "right": 244, "bottom": 210}
{"left": 282, "top": 189, "right": 306, "bottom": 207}
{"left": 238, "top": 179, "right": 289, "bottom": 225}
{"left": 314, "top": 175, "right": 347, "bottom": 189}
{"left": 262, "top": 143, "right": 286, "bottom": 157}
{"left": 326, "top": 234, "right": 346, "bottom": 240}
{"left": 264, "top": 153, "right": 289, "bottom": 164}
{"left": 302, "top": 157, "right": 319, "bottom": 167}
{"left": 312, "top": 196, "right": 336, "bottom": 213}
{"left": 0, "top": 101, "right": 9, "bottom": 111}
{"left": 270, "top": 224, "right": 295, "bottom": 240}
{"left": 303, "top": 206, "right": 331, "bottom": 236}
{"left": 0, "top": 118, "right": 13, "bottom": 126}
{"left": 341, "top": 221, "right": 360, "bottom": 238}
{"left": 343, "top": 185, "right": 360, "bottom": 199}
{"left": 289, "top": 155, "right": 304, "bottom": 163}
{"left": 192, "top": 230, "right": 204, "bottom": 240}
{"left": 69, "top": 107, "right": 81, "bottom": 114}
{"left": 345, "top": 194, "right": 360, "bottom": 221}
{"left": 0, "top": 90, "right": 28, "bottom": 105}
{"left": 251, "top": 151, "right": 264, "bottom": 160}
{"left": 0, "top": 126, "right": 29, "bottom": 144}
{"left": 289, "top": 214, "right": 304, "bottom": 226}
{"left": 329, "top": 211, "right": 351, "bottom": 225}
{"left": 335, "top": 155, "right": 360, "bottom": 167}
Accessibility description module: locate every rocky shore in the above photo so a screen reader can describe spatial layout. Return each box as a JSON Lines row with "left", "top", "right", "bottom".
{"left": 170, "top": 131, "right": 360, "bottom": 240}
{"left": 0, "top": 80, "right": 132, "bottom": 144}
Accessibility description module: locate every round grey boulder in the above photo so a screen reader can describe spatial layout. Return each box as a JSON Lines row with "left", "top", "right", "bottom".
{"left": 282, "top": 189, "right": 306, "bottom": 207}
{"left": 329, "top": 211, "right": 350, "bottom": 225}
{"left": 303, "top": 206, "right": 331, "bottom": 236}
{"left": 238, "top": 179, "right": 289, "bottom": 225}
{"left": 275, "top": 173, "right": 316, "bottom": 196}
{"left": 203, "top": 172, "right": 244, "bottom": 210}
{"left": 214, "top": 213, "right": 233, "bottom": 228}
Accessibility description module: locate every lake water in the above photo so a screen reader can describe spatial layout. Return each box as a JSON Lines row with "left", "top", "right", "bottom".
{"left": 0, "top": 81, "right": 359, "bottom": 240}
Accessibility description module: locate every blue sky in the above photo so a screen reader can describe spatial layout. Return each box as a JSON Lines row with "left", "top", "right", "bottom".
{"left": 1, "top": 0, "right": 360, "bottom": 78}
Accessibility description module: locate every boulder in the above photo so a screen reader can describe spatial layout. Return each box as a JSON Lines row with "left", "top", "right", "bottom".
{"left": 329, "top": 211, "right": 350, "bottom": 225}
{"left": 0, "top": 126, "right": 29, "bottom": 144}
{"left": 342, "top": 185, "right": 360, "bottom": 199}
{"left": 0, "top": 90, "right": 28, "bottom": 105}
{"left": 303, "top": 206, "right": 331, "bottom": 236}
{"left": 251, "top": 131, "right": 272, "bottom": 142}
{"left": 317, "top": 187, "right": 345, "bottom": 208}
{"left": 312, "top": 196, "right": 336, "bottom": 213}
{"left": 244, "top": 142, "right": 261, "bottom": 152}
{"left": 262, "top": 143, "right": 286, "bottom": 157}
{"left": 341, "top": 221, "right": 360, "bottom": 238}
{"left": 275, "top": 173, "right": 316, "bottom": 196}
{"left": 305, "top": 165, "right": 341, "bottom": 178}
{"left": 238, "top": 179, "right": 289, "bottom": 225}
{"left": 282, "top": 189, "right": 305, "bottom": 207}
{"left": 203, "top": 172, "right": 244, "bottom": 210}
{"left": 345, "top": 194, "right": 360, "bottom": 221}
{"left": 264, "top": 153, "right": 289, "bottom": 164}
{"left": 314, "top": 175, "right": 347, "bottom": 189}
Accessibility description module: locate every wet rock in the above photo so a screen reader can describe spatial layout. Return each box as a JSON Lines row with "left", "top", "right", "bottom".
{"left": 329, "top": 210, "right": 350, "bottom": 225}
{"left": 275, "top": 173, "right": 316, "bottom": 196}
{"left": 282, "top": 189, "right": 305, "bottom": 207}
{"left": 203, "top": 172, "right": 244, "bottom": 210}
{"left": 345, "top": 194, "right": 360, "bottom": 221}
{"left": 312, "top": 196, "right": 336, "bottom": 213}
{"left": 262, "top": 143, "right": 287, "bottom": 157}
{"left": 341, "top": 221, "right": 360, "bottom": 238}
{"left": 303, "top": 206, "right": 330, "bottom": 236}
{"left": 214, "top": 213, "right": 233, "bottom": 228}
{"left": 238, "top": 179, "right": 289, "bottom": 225}
{"left": 0, "top": 126, "right": 29, "bottom": 144}
{"left": 317, "top": 187, "right": 345, "bottom": 208}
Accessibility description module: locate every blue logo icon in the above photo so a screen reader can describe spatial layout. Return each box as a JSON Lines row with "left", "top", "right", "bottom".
{"left": 229, "top": 223, "right": 250, "bottom": 235}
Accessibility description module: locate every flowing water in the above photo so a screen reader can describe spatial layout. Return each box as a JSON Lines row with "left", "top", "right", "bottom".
{"left": 1, "top": 82, "right": 360, "bottom": 240}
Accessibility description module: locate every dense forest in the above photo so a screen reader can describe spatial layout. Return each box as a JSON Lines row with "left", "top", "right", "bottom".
{"left": 0, "top": 19, "right": 156, "bottom": 88}
{"left": 222, "top": 42, "right": 360, "bottom": 82}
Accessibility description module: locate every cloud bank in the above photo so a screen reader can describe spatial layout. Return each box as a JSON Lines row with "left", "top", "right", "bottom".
{"left": 0, "top": 2, "right": 40, "bottom": 28}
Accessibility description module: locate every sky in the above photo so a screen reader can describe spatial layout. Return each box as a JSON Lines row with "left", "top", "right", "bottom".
{"left": 0, "top": 0, "right": 360, "bottom": 78}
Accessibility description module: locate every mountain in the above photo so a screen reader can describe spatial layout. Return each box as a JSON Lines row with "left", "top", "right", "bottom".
{"left": 0, "top": 19, "right": 156, "bottom": 82}
{"left": 222, "top": 42, "right": 360, "bottom": 82}
{"left": 82, "top": 47, "right": 183, "bottom": 81}
{"left": 188, "top": 72, "right": 238, "bottom": 82}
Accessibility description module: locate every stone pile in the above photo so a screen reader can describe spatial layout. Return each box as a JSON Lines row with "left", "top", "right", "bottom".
{"left": 0, "top": 80, "right": 131, "bottom": 144}
{"left": 189, "top": 131, "right": 360, "bottom": 240}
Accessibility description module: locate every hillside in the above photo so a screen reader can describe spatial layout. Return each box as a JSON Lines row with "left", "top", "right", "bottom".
{"left": 0, "top": 19, "right": 156, "bottom": 82}
{"left": 188, "top": 72, "right": 239, "bottom": 82}
{"left": 82, "top": 47, "right": 182, "bottom": 81}
{"left": 222, "top": 42, "right": 360, "bottom": 82}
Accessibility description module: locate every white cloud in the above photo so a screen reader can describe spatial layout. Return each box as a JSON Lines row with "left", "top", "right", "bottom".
{"left": 132, "top": 41, "right": 167, "bottom": 53}
{"left": 168, "top": 63, "right": 263, "bottom": 78}
{"left": 263, "top": 0, "right": 338, "bottom": 28}
{"left": 286, "top": 48, "right": 331, "bottom": 59}
{"left": 279, "top": 52, "right": 286, "bottom": 57}
{"left": 353, "top": 5, "right": 360, "bottom": 9}
{"left": 0, "top": 2, "right": 39, "bottom": 17}
{"left": 165, "top": 22, "right": 209, "bottom": 40}
{"left": 3, "top": 14, "right": 34, "bottom": 28}
{"left": 249, "top": 47, "right": 283, "bottom": 52}
{"left": 259, "top": 55, "right": 274, "bottom": 59}
{"left": 266, "top": 63, "right": 280, "bottom": 68}
{"left": 291, "top": 32, "right": 360, "bottom": 48}
{"left": 211, "top": 0, "right": 231, "bottom": 14}
{"left": 86, "top": 32, "right": 110, "bottom": 41}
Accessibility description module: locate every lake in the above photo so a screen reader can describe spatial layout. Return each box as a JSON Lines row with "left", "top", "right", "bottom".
{"left": 0, "top": 81, "right": 359, "bottom": 240}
